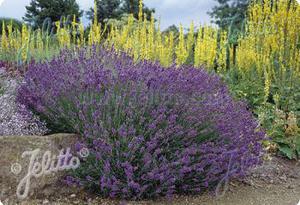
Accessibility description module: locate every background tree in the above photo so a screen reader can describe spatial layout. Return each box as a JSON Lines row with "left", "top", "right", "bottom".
{"left": 86, "top": 0, "right": 121, "bottom": 24}
{"left": 209, "top": 0, "right": 249, "bottom": 31}
{"left": 23, "top": 0, "right": 83, "bottom": 29}
{"left": 120, "top": 0, "right": 155, "bottom": 20}
{"left": 209, "top": 0, "right": 249, "bottom": 67}
{"left": 162, "top": 24, "right": 179, "bottom": 41}
{"left": 163, "top": 25, "right": 179, "bottom": 35}
{"left": 87, "top": 0, "right": 155, "bottom": 24}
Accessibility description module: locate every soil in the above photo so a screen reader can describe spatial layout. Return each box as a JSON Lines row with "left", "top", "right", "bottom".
{"left": 1, "top": 155, "right": 300, "bottom": 205}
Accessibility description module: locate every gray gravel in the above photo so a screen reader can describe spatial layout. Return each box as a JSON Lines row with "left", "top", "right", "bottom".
{"left": 0, "top": 66, "right": 48, "bottom": 136}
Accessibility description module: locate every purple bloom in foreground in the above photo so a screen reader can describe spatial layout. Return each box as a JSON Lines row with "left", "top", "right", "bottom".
{"left": 17, "top": 47, "right": 265, "bottom": 199}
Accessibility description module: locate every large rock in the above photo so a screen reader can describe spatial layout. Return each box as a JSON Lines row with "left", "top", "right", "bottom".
{"left": 0, "top": 134, "right": 79, "bottom": 203}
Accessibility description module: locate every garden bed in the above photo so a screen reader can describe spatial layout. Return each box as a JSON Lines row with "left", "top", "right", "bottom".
{"left": 0, "top": 0, "right": 299, "bottom": 204}
{"left": 0, "top": 43, "right": 299, "bottom": 205}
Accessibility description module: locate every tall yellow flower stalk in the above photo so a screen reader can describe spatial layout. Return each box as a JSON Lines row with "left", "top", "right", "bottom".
{"left": 21, "top": 24, "right": 30, "bottom": 62}
{"left": 78, "top": 22, "right": 85, "bottom": 46}
{"left": 36, "top": 29, "right": 44, "bottom": 52}
{"left": 217, "top": 30, "right": 228, "bottom": 72}
{"left": 160, "top": 31, "right": 174, "bottom": 67}
{"left": 194, "top": 26, "right": 218, "bottom": 69}
{"left": 71, "top": 15, "right": 78, "bottom": 45}
{"left": 89, "top": 0, "right": 103, "bottom": 46}
{"left": 7, "top": 22, "right": 14, "bottom": 48}
{"left": 56, "top": 19, "right": 71, "bottom": 48}
{"left": 138, "top": 0, "right": 143, "bottom": 25}
{"left": 175, "top": 24, "right": 188, "bottom": 66}
{"left": 154, "top": 19, "right": 162, "bottom": 63}
{"left": 146, "top": 14, "right": 155, "bottom": 61}
{"left": 1, "top": 21, "right": 8, "bottom": 51}
{"left": 194, "top": 26, "right": 202, "bottom": 68}
{"left": 140, "top": 15, "right": 148, "bottom": 60}
{"left": 187, "top": 21, "right": 195, "bottom": 54}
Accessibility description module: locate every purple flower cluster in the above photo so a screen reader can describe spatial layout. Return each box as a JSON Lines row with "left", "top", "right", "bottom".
{"left": 17, "top": 47, "right": 265, "bottom": 199}
{"left": 0, "top": 61, "right": 5, "bottom": 68}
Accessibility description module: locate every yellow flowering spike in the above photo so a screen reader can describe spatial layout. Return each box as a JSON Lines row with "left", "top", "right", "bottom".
{"left": 187, "top": 21, "right": 194, "bottom": 53}
{"left": 194, "top": 26, "right": 218, "bottom": 69}
{"left": 36, "top": 29, "right": 43, "bottom": 51}
{"left": 217, "top": 30, "right": 228, "bottom": 72}
{"left": 1, "top": 21, "right": 8, "bottom": 50}
{"left": 264, "top": 70, "right": 271, "bottom": 103}
{"left": 21, "top": 24, "right": 29, "bottom": 61}
{"left": 175, "top": 24, "right": 188, "bottom": 66}
{"left": 147, "top": 13, "right": 155, "bottom": 60}
{"left": 94, "top": 0, "right": 98, "bottom": 26}
{"left": 138, "top": 0, "right": 143, "bottom": 23}
{"left": 78, "top": 22, "right": 85, "bottom": 46}
{"left": 194, "top": 26, "right": 202, "bottom": 67}
{"left": 72, "top": 15, "right": 77, "bottom": 45}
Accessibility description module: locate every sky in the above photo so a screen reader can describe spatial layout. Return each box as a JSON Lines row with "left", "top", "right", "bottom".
{"left": 0, "top": 0, "right": 217, "bottom": 29}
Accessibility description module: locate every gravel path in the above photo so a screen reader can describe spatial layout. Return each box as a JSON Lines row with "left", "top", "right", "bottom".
{"left": 0, "top": 66, "right": 48, "bottom": 136}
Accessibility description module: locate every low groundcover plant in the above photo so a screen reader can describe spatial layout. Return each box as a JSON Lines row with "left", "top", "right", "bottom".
{"left": 17, "top": 47, "right": 265, "bottom": 199}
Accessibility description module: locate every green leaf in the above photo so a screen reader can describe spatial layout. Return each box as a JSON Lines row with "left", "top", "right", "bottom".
{"left": 295, "top": 136, "right": 300, "bottom": 154}
{"left": 278, "top": 145, "right": 295, "bottom": 159}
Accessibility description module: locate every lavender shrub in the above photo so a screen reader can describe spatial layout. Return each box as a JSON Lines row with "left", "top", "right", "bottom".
{"left": 17, "top": 47, "right": 265, "bottom": 199}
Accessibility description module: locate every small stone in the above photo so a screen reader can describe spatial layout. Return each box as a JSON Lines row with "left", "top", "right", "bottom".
{"left": 70, "top": 194, "right": 76, "bottom": 198}
{"left": 42, "top": 199, "right": 49, "bottom": 204}
{"left": 279, "top": 175, "right": 287, "bottom": 181}
{"left": 0, "top": 68, "right": 6, "bottom": 76}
